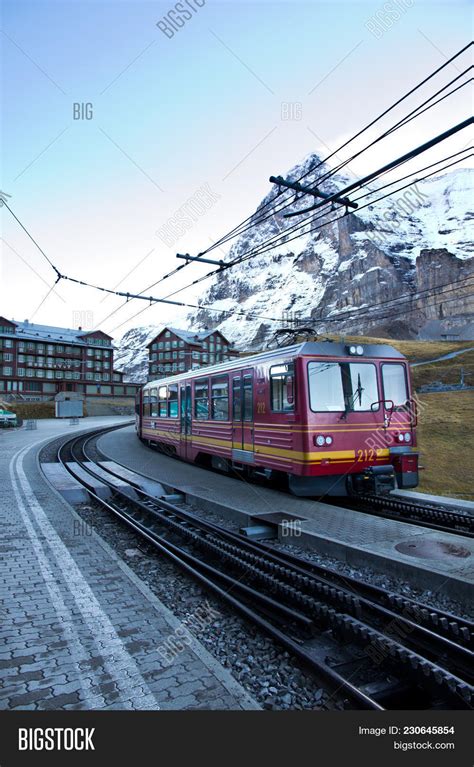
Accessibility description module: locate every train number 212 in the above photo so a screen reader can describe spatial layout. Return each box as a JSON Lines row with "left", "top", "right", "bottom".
{"left": 356, "top": 449, "right": 376, "bottom": 462}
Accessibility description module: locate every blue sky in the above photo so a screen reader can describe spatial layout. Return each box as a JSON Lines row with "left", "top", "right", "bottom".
{"left": 1, "top": 0, "right": 472, "bottom": 337}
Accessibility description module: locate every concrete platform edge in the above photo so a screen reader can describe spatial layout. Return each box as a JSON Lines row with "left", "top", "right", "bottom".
{"left": 36, "top": 430, "right": 260, "bottom": 711}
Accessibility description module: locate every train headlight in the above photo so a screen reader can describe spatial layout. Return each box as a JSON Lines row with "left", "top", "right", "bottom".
{"left": 315, "top": 435, "right": 325, "bottom": 446}
{"left": 349, "top": 345, "right": 357, "bottom": 355}
{"left": 356, "top": 345, "right": 364, "bottom": 355}
{"left": 325, "top": 435, "right": 333, "bottom": 445}
{"left": 398, "top": 433, "right": 404, "bottom": 442}
{"left": 404, "top": 432, "right": 411, "bottom": 442}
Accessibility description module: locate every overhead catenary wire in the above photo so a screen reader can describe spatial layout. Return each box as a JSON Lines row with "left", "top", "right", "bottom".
{"left": 1, "top": 200, "right": 62, "bottom": 279}
{"left": 98, "top": 150, "right": 474, "bottom": 333}
{"left": 193, "top": 41, "right": 473, "bottom": 259}
{"left": 157, "top": 148, "right": 473, "bottom": 303}
{"left": 208, "top": 66, "right": 473, "bottom": 254}
{"left": 283, "top": 117, "right": 474, "bottom": 217}
{"left": 227, "top": 153, "right": 474, "bottom": 279}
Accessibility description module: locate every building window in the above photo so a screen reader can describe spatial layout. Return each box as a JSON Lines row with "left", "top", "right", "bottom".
{"left": 2, "top": 366, "right": 13, "bottom": 376}
{"left": 17, "top": 368, "right": 25, "bottom": 376}
{"left": 211, "top": 376, "right": 229, "bottom": 420}
{"left": 194, "top": 379, "right": 209, "bottom": 419}
{"left": 25, "top": 381, "right": 41, "bottom": 392}
{"left": 3, "top": 353, "right": 13, "bottom": 362}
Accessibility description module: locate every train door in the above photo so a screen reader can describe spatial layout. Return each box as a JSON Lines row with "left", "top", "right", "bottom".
{"left": 180, "top": 383, "right": 192, "bottom": 458}
{"left": 232, "top": 369, "right": 254, "bottom": 462}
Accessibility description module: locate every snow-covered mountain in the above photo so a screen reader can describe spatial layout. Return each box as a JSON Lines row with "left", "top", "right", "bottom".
{"left": 114, "top": 325, "right": 157, "bottom": 383}
{"left": 115, "top": 154, "right": 473, "bottom": 381}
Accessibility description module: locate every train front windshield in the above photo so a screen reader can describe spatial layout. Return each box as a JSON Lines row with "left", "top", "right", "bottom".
{"left": 307, "top": 361, "right": 402, "bottom": 413}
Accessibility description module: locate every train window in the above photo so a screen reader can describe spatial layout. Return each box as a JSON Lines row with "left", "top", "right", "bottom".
{"left": 150, "top": 387, "right": 159, "bottom": 417}
{"left": 270, "top": 363, "right": 295, "bottom": 412}
{"left": 194, "top": 379, "right": 209, "bottom": 419}
{"left": 232, "top": 377, "right": 242, "bottom": 420}
{"left": 382, "top": 363, "right": 408, "bottom": 407}
{"left": 158, "top": 385, "right": 168, "bottom": 417}
{"left": 308, "top": 363, "right": 344, "bottom": 411}
{"left": 168, "top": 384, "right": 178, "bottom": 417}
{"left": 142, "top": 391, "right": 151, "bottom": 418}
{"left": 344, "top": 363, "right": 379, "bottom": 411}
{"left": 308, "top": 362, "right": 379, "bottom": 412}
{"left": 211, "top": 376, "right": 229, "bottom": 420}
{"left": 243, "top": 375, "right": 253, "bottom": 421}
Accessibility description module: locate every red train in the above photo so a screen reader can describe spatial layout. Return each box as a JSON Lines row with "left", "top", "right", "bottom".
{"left": 136, "top": 341, "right": 419, "bottom": 496}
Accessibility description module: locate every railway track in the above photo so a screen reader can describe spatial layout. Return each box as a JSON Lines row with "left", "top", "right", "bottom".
{"left": 346, "top": 493, "right": 474, "bottom": 538}
{"left": 52, "top": 425, "right": 474, "bottom": 711}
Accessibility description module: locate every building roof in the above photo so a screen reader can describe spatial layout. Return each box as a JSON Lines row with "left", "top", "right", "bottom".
{"left": 147, "top": 326, "right": 234, "bottom": 349}
{"left": 0, "top": 320, "right": 112, "bottom": 345}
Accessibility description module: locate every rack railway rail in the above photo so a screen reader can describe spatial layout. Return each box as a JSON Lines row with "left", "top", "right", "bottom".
{"left": 339, "top": 494, "right": 474, "bottom": 539}
{"left": 50, "top": 425, "right": 474, "bottom": 711}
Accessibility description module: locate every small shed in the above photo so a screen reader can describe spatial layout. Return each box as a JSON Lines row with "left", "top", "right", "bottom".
{"left": 55, "top": 392, "right": 84, "bottom": 418}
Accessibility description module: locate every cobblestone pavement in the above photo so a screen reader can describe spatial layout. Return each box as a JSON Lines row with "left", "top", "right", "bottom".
{"left": 0, "top": 419, "right": 258, "bottom": 710}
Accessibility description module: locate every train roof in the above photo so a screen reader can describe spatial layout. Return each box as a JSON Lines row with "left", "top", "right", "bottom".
{"left": 143, "top": 340, "right": 405, "bottom": 389}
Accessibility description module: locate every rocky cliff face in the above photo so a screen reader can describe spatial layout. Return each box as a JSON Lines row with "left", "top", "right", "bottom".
{"left": 188, "top": 156, "right": 474, "bottom": 348}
